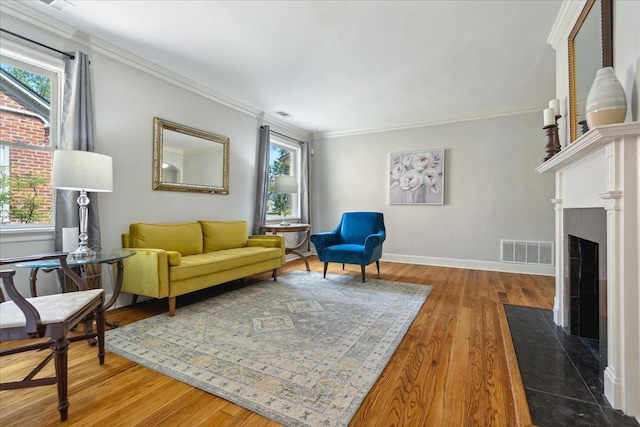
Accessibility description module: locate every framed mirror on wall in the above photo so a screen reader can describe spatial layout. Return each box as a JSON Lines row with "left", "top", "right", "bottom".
{"left": 568, "top": 0, "right": 613, "bottom": 143}
{"left": 152, "top": 117, "right": 230, "bottom": 194}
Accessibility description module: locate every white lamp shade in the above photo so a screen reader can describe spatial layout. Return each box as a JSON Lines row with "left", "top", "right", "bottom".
{"left": 52, "top": 150, "right": 113, "bottom": 192}
{"left": 274, "top": 175, "right": 297, "bottom": 194}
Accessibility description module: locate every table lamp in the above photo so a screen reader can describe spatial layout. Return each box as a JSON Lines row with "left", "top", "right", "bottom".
{"left": 274, "top": 175, "right": 297, "bottom": 226}
{"left": 52, "top": 150, "right": 113, "bottom": 259}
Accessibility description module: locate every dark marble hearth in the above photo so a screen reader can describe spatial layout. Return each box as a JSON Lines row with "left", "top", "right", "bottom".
{"left": 504, "top": 305, "right": 638, "bottom": 427}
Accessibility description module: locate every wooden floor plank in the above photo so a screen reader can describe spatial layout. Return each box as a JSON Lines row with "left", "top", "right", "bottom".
{"left": 0, "top": 257, "right": 554, "bottom": 426}
{"left": 498, "top": 302, "right": 533, "bottom": 427}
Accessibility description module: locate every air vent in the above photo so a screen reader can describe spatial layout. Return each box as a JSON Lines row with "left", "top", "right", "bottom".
{"left": 40, "top": 0, "right": 75, "bottom": 11}
{"left": 501, "top": 240, "right": 554, "bottom": 266}
{"left": 275, "top": 111, "right": 292, "bottom": 117}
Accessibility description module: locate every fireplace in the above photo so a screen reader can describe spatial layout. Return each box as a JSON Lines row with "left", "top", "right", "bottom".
{"left": 536, "top": 123, "right": 640, "bottom": 419}
{"left": 564, "top": 208, "right": 608, "bottom": 378}
{"left": 569, "top": 235, "right": 599, "bottom": 340}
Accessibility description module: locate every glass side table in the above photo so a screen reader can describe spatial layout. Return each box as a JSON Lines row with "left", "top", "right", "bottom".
{"left": 12, "top": 249, "right": 136, "bottom": 328}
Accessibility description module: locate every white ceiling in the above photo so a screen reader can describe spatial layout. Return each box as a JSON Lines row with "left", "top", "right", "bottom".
{"left": 22, "top": 0, "right": 561, "bottom": 136}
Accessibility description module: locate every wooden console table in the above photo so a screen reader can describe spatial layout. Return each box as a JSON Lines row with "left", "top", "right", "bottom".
{"left": 262, "top": 224, "right": 311, "bottom": 271}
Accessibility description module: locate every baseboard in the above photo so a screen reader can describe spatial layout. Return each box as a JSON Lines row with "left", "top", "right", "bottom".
{"left": 604, "top": 366, "right": 623, "bottom": 411}
{"left": 380, "top": 253, "right": 555, "bottom": 276}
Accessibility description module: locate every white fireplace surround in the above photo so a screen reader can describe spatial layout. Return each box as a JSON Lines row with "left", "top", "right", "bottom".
{"left": 536, "top": 122, "right": 640, "bottom": 419}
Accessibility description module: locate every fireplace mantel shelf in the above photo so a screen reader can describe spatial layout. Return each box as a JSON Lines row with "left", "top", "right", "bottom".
{"left": 536, "top": 122, "right": 640, "bottom": 174}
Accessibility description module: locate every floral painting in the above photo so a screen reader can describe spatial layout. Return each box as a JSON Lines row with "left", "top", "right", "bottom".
{"left": 389, "top": 149, "right": 444, "bottom": 205}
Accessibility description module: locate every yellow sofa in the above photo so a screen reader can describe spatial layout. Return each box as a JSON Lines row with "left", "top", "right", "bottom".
{"left": 120, "top": 220, "right": 285, "bottom": 316}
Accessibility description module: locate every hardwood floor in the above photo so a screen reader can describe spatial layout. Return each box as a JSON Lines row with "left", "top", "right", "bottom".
{"left": 0, "top": 257, "right": 553, "bottom": 426}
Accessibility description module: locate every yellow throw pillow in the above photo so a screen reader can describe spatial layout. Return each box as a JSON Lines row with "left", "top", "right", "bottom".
{"left": 199, "top": 220, "right": 248, "bottom": 252}
{"left": 129, "top": 222, "right": 203, "bottom": 256}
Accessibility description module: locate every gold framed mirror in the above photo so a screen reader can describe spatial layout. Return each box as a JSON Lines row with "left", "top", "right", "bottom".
{"left": 568, "top": 0, "right": 613, "bottom": 143}
{"left": 152, "top": 117, "right": 229, "bottom": 194}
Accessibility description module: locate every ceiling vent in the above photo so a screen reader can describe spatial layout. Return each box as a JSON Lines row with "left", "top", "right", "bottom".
{"left": 275, "top": 111, "right": 293, "bottom": 118}
{"left": 40, "top": 0, "right": 75, "bottom": 11}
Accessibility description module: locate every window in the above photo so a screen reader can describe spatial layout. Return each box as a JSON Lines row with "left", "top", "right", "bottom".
{"left": 0, "top": 42, "right": 63, "bottom": 228}
{"left": 266, "top": 135, "right": 301, "bottom": 223}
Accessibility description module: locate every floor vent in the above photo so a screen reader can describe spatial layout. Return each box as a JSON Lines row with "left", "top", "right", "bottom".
{"left": 501, "top": 240, "right": 554, "bottom": 266}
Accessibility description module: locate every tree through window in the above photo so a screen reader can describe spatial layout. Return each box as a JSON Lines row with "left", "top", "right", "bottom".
{"left": 266, "top": 136, "right": 300, "bottom": 222}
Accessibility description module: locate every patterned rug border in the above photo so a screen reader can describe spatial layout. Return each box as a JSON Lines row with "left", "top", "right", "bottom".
{"left": 106, "top": 271, "right": 432, "bottom": 426}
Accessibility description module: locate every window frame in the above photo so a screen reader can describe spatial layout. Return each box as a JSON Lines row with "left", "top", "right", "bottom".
{"left": 265, "top": 134, "right": 302, "bottom": 224}
{"left": 0, "top": 39, "right": 64, "bottom": 233}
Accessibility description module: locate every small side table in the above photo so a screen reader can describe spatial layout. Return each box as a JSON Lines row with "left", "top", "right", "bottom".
{"left": 13, "top": 249, "right": 136, "bottom": 328}
{"left": 262, "top": 223, "right": 311, "bottom": 271}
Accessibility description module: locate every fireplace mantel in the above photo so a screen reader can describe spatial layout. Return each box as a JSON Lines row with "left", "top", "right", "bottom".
{"left": 536, "top": 122, "right": 640, "bottom": 174}
{"left": 536, "top": 121, "right": 640, "bottom": 419}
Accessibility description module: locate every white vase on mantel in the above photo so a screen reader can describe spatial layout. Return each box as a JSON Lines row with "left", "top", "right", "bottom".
{"left": 585, "top": 67, "right": 627, "bottom": 129}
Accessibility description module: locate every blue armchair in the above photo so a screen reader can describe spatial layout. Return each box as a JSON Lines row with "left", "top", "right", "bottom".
{"left": 310, "top": 212, "right": 386, "bottom": 282}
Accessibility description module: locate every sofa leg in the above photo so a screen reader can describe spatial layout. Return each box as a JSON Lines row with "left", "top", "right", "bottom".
{"left": 131, "top": 294, "right": 138, "bottom": 306}
{"left": 342, "top": 263, "right": 345, "bottom": 270}
{"left": 376, "top": 260, "right": 380, "bottom": 274}
{"left": 272, "top": 268, "right": 278, "bottom": 281}
{"left": 323, "top": 262, "right": 328, "bottom": 278}
{"left": 168, "top": 297, "right": 176, "bottom": 316}
{"left": 361, "top": 265, "right": 366, "bottom": 282}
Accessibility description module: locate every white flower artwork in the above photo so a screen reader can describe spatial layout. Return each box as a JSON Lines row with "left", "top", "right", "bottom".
{"left": 389, "top": 149, "right": 445, "bottom": 205}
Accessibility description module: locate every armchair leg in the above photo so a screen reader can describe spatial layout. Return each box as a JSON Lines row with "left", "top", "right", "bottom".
{"left": 272, "top": 268, "right": 278, "bottom": 281}
{"left": 51, "top": 337, "right": 70, "bottom": 421}
{"left": 323, "top": 262, "right": 328, "bottom": 278}
{"left": 376, "top": 260, "right": 380, "bottom": 274}
{"left": 361, "top": 265, "right": 366, "bottom": 282}
{"left": 342, "top": 263, "right": 345, "bottom": 270}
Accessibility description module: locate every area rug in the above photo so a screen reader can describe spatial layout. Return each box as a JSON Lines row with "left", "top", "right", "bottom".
{"left": 105, "top": 271, "right": 432, "bottom": 427}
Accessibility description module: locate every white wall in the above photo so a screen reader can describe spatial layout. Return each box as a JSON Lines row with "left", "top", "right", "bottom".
{"left": 614, "top": 0, "right": 640, "bottom": 122}
{"left": 1, "top": 0, "right": 578, "bottom": 299}
{"left": 312, "top": 111, "right": 556, "bottom": 275}
{"left": 92, "top": 52, "right": 260, "bottom": 251}
{"left": 0, "top": 8, "right": 307, "bottom": 298}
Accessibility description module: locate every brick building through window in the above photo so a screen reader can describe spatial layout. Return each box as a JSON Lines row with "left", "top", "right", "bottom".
{"left": 0, "top": 66, "right": 53, "bottom": 225}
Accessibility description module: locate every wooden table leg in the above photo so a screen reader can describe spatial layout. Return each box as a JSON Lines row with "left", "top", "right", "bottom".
{"left": 286, "top": 248, "right": 310, "bottom": 271}
{"left": 283, "top": 229, "right": 311, "bottom": 271}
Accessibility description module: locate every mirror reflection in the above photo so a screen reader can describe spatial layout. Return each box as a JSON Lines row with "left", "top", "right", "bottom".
{"left": 153, "top": 117, "right": 229, "bottom": 194}
{"left": 568, "top": 0, "right": 613, "bottom": 142}
{"left": 573, "top": 4, "right": 601, "bottom": 136}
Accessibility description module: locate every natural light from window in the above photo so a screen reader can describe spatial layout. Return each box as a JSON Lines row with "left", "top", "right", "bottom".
{"left": 266, "top": 136, "right": 300, "bottom": 223}
{"left": 0, "top": 44, "right": 62, "bottom": 229}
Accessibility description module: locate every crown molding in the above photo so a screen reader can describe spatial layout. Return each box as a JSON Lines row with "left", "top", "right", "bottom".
{"left": 315, "top": 104, "right": 545, "bottom": 140}
{"left": 0, "top": 1, "right": 312, "bottom": 141}
{"left": 547, "top": 0, "right": 586, "bottom": 49}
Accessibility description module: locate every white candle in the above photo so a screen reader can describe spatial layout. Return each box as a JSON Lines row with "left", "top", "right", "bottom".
{"left": 543, "top": 108, "right": 555, "bottom": 126}
{"left": 549, "top": 99, "right": 560, "bottom": 116}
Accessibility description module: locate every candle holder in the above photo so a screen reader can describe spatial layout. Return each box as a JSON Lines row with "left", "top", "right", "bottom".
{"left": 554, "top": 114, "right": 562, "bottom": 153}
{"left": 543, "top": 124, "right": 560, "bottom": 161}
